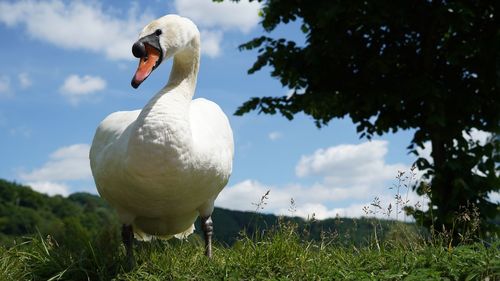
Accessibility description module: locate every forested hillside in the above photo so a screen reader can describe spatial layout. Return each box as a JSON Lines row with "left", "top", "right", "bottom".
{"left": 0, "top": 179, "right": 116, "bottom": 245}
{"left": 0, "top": 179, "right": 401, "bottom": 246}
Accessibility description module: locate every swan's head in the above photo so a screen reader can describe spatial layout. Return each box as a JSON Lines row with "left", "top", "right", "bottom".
{"left": 131, "top": 14, "right": 199, "bottom": 89}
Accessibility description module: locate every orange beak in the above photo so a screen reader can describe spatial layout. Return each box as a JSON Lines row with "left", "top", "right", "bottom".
{"left": 131, "top": 44, "right": 161, "bottom": 89}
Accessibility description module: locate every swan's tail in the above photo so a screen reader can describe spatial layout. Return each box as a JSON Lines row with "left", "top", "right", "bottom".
{"left": 133, "top": 223, "right": 195, "bottom": 241}
{"left": 174, "top": 223, "right": 195, "bottom": 239}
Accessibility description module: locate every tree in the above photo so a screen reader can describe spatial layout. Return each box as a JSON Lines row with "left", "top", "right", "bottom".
{"left": 228, "top": 0, "right": 500, "bottom": 236}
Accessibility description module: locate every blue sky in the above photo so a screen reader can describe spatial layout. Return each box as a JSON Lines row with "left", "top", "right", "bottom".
{"left": 0, "top": 0, "right": 434, "bottom": 219}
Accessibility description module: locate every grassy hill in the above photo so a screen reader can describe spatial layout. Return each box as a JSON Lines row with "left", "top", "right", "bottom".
{"left": 0, "top": 179, "right": 498, "bottom": 280}
{"left": 0, "top": 217, "right": 498, "bottom": 280}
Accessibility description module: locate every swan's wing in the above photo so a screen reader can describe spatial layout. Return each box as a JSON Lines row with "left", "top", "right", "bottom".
{"left": 89, "top": 110, "right": 140, "bottom": 175}
{"left": 189, "top": 98, "right": 234, "bottom": 179}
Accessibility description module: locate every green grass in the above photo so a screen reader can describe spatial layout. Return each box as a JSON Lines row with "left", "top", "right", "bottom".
{"left": 0, "top": 222, "right": 498, "bottom": 281}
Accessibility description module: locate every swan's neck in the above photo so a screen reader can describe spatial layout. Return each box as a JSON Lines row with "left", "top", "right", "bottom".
{"left": 165, "top": 47, "right": 200, "bottom": 96}
{"left": 128, "top": 40, "right": 200, "bottom": 172}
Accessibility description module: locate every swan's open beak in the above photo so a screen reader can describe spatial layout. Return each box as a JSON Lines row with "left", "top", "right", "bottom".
{"left": 131, "top": 44, "right": 161, "bottom": 89}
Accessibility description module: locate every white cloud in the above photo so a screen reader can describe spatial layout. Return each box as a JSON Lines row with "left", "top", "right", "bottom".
{"left": 217, "top": 140, "right": 422, "bottom": 220}
{"left": 296, "top": 192, "right": 423, "bottom": 221}
{"left": 218, "top": 179, "right": 422, "bottom": 220}
{"left": 296, "top": 140, "right": 407, "bottom": 187}
{"left": 289, "top": 201, "right": 389, "bottom": 220}
{"left": 217, "top": 180, "right": 273, "bottom": 212}
{"left": 19, "top": 144, "right": 92, "bottom": 182}
{"left": 416, "top": 129, "right": 492, "bottom": 162}
{"left": 27, "top": 181, "right": 70, "bottom": 197}
{"left": 285, "top": 88, "right": 305, "bottom": 100}
{"left": 464, "top": 128, "right": 491, "bottom": 145}
{"left": 18, "top": 72, "right": 32, "bottom": 89}
{"left": 60, "top": 74, "right": 106, "bottom": 105}
{"left": 200, "top": 29, "right": 223, "bottom": 58}
{"left": 0, "top": 75, "right": 11, "bottom": 97}
{"left": 18, "top": 143, "right": 93, "bottom": 196}
{"left": 218, "top": 180, "right": 361, "bottom": 214}
{"left": 0, "top": 1, "right": 153, "bottom": 60}
{"left": 174, "top": 0, "right": 261, "bottom": 33}
{"left": 415, "top": 142, "right": 432, "bottom": 163}
{"left": 268, "top": 131, "right": 283, "bottom": 141}
{"left": 416, "top": 129, "right": 493, "bottom": 177}
{"left": 0, "top": 1, "right": 260, "bottom": 60}
{"left": 488, "top": 191, "right": 500, "bottom": 204}
{"left": 175, "top": 0, "right": 261, "bottom": 58}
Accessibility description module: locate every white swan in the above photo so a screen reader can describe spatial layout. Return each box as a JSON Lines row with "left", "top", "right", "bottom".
{"left": 89, "top": 14, "right": 234, "bottom": 263}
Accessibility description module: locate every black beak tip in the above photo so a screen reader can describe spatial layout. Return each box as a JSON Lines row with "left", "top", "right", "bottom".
{"left": 131, "top": 79, "right": 140, "bottom": 89}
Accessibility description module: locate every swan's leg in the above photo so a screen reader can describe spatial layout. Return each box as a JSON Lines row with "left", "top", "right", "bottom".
{"left": 121, "top": 224, "right": 135, "bottom": 269}
{"left": 201, "top": 216, "right": 213, "bottom": 258}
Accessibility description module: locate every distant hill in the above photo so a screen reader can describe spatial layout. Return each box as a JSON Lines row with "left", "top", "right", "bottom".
{"left": 0, "top": 179, "right": 402, "bottom": 246}
{"left": 0, "top": 179, "right": 116, "bottom": 245}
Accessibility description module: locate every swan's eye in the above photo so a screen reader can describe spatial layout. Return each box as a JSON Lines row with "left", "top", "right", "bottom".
{"left": 155, "top": 29, "right": 162, "bottom": 36}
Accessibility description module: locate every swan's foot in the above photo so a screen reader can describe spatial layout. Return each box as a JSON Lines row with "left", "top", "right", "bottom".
{"left": 201, "top": 216, "right": 213, "bottom": 258}
{"left": 121, "top": 224, "right": 135, "bottom": 270}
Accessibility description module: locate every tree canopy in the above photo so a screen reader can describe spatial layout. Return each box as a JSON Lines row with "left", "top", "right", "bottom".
{"left": 229, "top": 0, "right": 500, "bottom": 236}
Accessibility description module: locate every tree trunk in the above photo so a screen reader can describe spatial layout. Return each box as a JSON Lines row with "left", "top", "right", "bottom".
{"left": 430, "top": 136, "right": 453, "bottom": 231}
